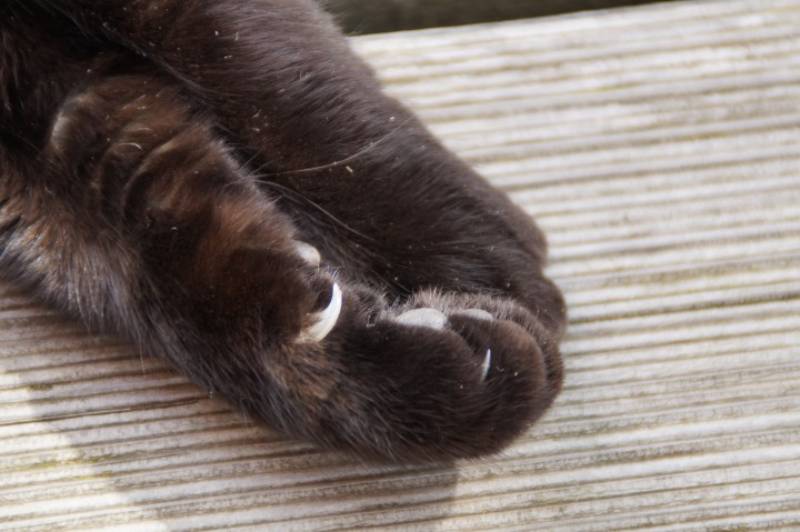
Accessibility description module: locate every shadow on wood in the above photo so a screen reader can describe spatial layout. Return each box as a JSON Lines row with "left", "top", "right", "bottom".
{"left": 321, "top": 0, "right": 678, "bottom": 34}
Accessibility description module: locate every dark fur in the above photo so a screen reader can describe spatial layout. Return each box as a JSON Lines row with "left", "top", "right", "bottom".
{"left": 0, "top": 0, "right": 566, "bottom": 462}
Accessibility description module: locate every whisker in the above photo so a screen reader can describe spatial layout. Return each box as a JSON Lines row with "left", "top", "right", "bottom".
{"left": 252, "top": 117, "right": 412, "bottom": 177}
{"left": 255, "top": 179, "right": 376, "bottom": 243}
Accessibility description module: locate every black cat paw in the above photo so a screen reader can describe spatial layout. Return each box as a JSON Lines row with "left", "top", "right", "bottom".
{"left": 286, "top": 253, "right": 563, "bottom": 461}
{"left": 183, "top": 237, "right": 562, "bottom": 463}
{"left": 354, "top": 296, "right": 562, "bottom": 461}
{"left": 388, "top": 292, "right": 563, "bottom": 393}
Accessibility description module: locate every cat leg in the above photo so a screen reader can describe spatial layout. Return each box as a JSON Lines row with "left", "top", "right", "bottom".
{"left": 133, "top": 1, "right": 555, "bottom": 329}
{"left": 22, "top": 0, "right": 565, "bottom": 459}
{"left": 1, "top": 70, "right": 560, "bottom": 462}
{"left": 29, "top": 1, "right": 564, "bottom": 328}
{"left": 0, "top": 71, "right": 346, "bottom": 447}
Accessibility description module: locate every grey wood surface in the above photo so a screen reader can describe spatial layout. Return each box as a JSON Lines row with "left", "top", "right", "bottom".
{"left": 2, "top": 0, "right": 800, "bottom": 529}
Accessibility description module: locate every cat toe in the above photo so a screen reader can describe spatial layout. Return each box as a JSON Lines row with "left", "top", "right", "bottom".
{"left": 294, "top": 241, "right": 321, "bottom": 267}
{"left": 299, "top": 282, "right": 342, "bottom": 342}
{"left": 394, "top": 308, "right": 448, "bottom": 330}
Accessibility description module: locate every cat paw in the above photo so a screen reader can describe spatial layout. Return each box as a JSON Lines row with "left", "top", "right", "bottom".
{"left": 217, "top": 239, "right": 562, "bottom": 462}
{"left": 290, "top": 288, "right": 565, "bottom": 462}
{"left": 389, "top": 292, "right": 561, "bottom": 389}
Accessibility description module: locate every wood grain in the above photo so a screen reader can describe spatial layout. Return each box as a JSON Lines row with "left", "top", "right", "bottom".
{"left": 2, "top": 0, "right": 800, "bottom": 529}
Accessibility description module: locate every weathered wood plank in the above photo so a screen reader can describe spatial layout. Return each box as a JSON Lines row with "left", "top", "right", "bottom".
{"left": 2, "top": 0, "right": 800, "bottom": 529}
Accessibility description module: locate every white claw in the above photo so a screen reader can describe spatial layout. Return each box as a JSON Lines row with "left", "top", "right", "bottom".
{"left": 480, "top": 348, "right": 492, "bottom": 381}
{"left": 458, "top": 308, "right": 493, "bottom": 322}
{"left": 395, "top": 307, "right": 448, "bottom": 330}
{"left": 295, "top": 241, "right": 321, "bottom": 268}
{"left": 300, "top": 282, "right": 342, "bottom": 342}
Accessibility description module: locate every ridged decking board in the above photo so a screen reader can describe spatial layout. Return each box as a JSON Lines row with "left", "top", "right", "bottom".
{"left": 3, "top": 0, "right": 800, "bottom": 529}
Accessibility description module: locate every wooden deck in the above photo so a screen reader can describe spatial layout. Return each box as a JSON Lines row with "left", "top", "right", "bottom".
{"left": 3, "top": 0, "right": 800, "bottom": 529}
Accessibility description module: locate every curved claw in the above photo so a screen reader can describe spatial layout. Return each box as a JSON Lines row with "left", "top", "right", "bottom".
{"left": 480, "top": 349, "right": 492, "bottom": 381}
{"left": 300, "top": 282, "right": 342, "bottom": 342}
{"left": 458, "top": 308, "right": 493, "bottom": 322}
